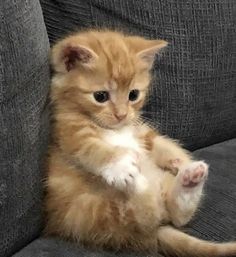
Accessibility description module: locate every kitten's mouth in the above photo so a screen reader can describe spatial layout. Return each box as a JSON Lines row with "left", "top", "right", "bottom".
{"left": 106, "top": 116, "right": 139, "bottom": 129}
{"left": 109, "top": 121, "right": 127, "bottom": 129}
{"left": 104, "top": 120, "right": 128, "bottom": 129}
{"left": 93, "top": 115, "right": 137, "bottom": 129}
{"left": 95, "top": 119, "right": 129, "bottom": 130}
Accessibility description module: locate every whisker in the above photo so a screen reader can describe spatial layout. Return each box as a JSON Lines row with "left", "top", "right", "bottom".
{"left": 137, "top": 115, "right": 160, "bottom": 129}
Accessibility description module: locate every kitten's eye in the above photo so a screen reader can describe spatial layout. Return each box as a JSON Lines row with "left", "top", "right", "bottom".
{"left": 93, "top": 91, "right": 109, "bottom": 103}
{"left": 129, "top": 89, "right": 140, "bottom": 101}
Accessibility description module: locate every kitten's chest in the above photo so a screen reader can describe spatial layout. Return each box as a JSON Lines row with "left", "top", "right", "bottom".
{"left": 102, "top": 126, "right": 164, "bottom": 188}
{"left": 102, "top": 127, "right": 143, "bottom": 153}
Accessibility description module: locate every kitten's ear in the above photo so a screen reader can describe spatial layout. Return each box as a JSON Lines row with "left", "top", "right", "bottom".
{"left": 51, "top": 40, "right": 98, "bottom": 73}
{"left": 137, "top": 40, "right": 168, "bottom": 66}
{"left": 127, "top": 37, "right": 168, "bottom": 68}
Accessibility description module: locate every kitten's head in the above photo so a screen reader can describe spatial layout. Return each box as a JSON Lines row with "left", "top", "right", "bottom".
{"left": 51, "top": 30, "right": 167, "bottom": 129}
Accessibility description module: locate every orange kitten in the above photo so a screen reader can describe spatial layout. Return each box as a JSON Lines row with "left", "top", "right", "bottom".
{"left": 45, "top": 30, "right": 236, "bottom": 256}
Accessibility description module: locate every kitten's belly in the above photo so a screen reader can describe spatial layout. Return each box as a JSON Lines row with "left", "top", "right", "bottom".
{"left": 102, "top": 127, "right": 164, "bottom": 187}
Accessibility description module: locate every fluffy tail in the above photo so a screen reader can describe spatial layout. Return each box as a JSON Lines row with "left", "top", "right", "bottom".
{"left": 157, "top": 226, "right": 236, "bottom": 257}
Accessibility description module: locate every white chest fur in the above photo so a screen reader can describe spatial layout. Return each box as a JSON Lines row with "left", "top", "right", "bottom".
{"left": 102, "top": 127, "right": 163, "bottom": 192}
{"left": 102, "top": 127, "right": 142, "bottom": 152}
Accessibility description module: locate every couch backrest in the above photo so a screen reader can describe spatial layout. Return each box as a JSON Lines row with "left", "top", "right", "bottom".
{"left": 40, "top": 0, "right": 236, "bottom": 150}
{"left": 0, "top": 1, "right": 50, "bottom": 256}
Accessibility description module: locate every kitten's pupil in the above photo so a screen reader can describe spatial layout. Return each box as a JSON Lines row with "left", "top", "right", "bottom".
{"left": 94, "top": 91, "right": 109, "bottom": 103}
{"left": 129, "top": 89, "right": 140, "bottom": 101}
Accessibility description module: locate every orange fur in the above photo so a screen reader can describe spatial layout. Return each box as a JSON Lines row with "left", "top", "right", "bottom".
{"left": 45, "top": 30, "right": 236, "bottom": 256}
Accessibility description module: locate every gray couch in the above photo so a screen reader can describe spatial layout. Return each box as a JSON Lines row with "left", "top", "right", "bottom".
{"left": 1, "top": 0, "right": 236, "bottom": 257}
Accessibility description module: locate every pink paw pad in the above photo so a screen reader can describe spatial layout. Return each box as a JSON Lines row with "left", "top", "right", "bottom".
{"left": 170, "top": 158, "right": 182, "bottom": 168}
{"left": 180, "top": 161, "right": 208, "bottom": 188}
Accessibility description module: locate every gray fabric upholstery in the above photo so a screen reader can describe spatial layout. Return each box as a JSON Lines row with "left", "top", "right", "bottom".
{"left": 12, "top": 238, "right": 156, "bottom": 257}
{"left": 13, "top": 139, "right": 236, "bottom": 256}
{"left": 40, "top": 0, "right": 236, "bottom": 150}
{"left": 0, "top": 1, "right": 50, "bottom": 257}
{"left": 187, "top": 138, "right": 236, "bottom": 241}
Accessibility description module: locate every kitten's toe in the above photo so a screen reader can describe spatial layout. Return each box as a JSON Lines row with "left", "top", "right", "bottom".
{"left": 179, "top": 161, "right": 208, "bottom": 188}
{"left": 170, "top": 158, "right": 182, "bottom": 168}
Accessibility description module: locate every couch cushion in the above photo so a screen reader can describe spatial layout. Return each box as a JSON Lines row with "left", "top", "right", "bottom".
{"left": 0, "top": 1, "right": 50, "bottom": 257}
{"left": 40, "top": 0, "right": 236, "bottom": 150}
{"left": 13, "top": 138, "right": 236, "bottom": 256}
{"left": 12, "top": 238, "right": 159, "bottom": 257}
{"left": 187, "top": 138, "right": 236, "bottom": 241}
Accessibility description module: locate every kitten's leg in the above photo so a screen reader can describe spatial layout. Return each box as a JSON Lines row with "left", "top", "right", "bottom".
{"left": 139, "top": 126, "right": 209, "bottom": 225}
{"left": 57, "top": 118, "right": 146, "bottom": 192}
{"left": 139, "top": 125, "right": 192, "bottom": 174}
{"left": 150, "top": 136, "right": 193, "bottom": 175}
{"left": 163, "top": 161, "right": 208, "bottom": 227}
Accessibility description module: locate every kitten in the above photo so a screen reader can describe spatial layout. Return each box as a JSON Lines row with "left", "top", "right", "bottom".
{"left": 45, "top": 30, "right": 236, "bottom": 256}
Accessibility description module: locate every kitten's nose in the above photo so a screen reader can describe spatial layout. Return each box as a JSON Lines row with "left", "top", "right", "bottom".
{"left": 114, "top": 113, "right": 127, "bottom": 121}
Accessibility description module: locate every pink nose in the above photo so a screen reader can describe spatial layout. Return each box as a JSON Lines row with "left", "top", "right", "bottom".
{"left": 114, "top": 113, "right": 127, "bottom": 121}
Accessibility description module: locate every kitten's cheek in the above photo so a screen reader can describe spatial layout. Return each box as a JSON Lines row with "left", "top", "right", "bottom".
{"left": 130, "top": 112, "right": 137, "bottom": 121}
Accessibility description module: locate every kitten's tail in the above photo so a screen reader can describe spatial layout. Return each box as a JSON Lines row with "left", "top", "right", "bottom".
{"left": 157, "top": 225, "right": 236, "bottom": 257}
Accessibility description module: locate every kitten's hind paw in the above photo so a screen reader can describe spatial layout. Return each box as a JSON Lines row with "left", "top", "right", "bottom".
{"left": 179, "top": 161, "right": 208, "bottom": 188}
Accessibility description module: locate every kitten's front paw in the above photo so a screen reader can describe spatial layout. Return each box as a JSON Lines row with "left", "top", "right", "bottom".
{"left": 101, "top": 153, "right": 148, "bottom": 193}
